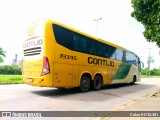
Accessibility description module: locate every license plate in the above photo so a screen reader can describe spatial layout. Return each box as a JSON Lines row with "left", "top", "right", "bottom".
{"left": 28, "top": 78, "right": 33, "bottom": 82}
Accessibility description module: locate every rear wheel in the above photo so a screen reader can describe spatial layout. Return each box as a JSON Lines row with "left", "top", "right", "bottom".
{"left": 93, "top": 76, "right": 102, "bottom": 91}
{"left": 80, "top": 76, "right": 90, "bottom": 92}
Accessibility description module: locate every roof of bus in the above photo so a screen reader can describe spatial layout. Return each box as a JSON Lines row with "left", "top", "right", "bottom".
{"left": 46, "top": 19, "right": 126, "bottom": 51}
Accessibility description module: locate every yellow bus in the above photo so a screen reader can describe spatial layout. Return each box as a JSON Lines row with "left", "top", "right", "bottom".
{"left": 23, "top": 19, "right": 142, "bottom": 92}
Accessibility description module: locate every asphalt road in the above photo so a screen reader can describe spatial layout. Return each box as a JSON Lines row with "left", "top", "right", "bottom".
{"left": 1, "top": 78, "right": 160, "bottom": 111}
{"left": 0, "top": 78, "right": 160, "bottom": 120}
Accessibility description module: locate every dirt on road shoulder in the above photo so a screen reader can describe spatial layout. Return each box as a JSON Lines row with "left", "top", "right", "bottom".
{"left": 151, "top": 89, "right": 160, "bottom": 98}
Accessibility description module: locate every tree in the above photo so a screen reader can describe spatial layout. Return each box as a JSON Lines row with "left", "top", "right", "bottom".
{"left": 141, "top": 68, "right": 149, "bottom": 75}
{"left": 142, "top": 68, "right": 160, "bottom": 76}
{"left": 147, "top": 56, "right": 155, "bottom": 75}
{"left": 150, "top": 68, "right": 160, "bottom": 76}
{"left": 131, "top": 0, "right": 160, "bottom": 47}
{"left": 0, "top": 47, "right": 6, "bottom": 63}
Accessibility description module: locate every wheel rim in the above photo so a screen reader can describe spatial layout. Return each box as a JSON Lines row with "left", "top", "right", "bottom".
{"left": 80, "top": 76, "right": 90, "bottom": 92}
{"left": 82, "top": 79, "right": 88, "bottom": 88}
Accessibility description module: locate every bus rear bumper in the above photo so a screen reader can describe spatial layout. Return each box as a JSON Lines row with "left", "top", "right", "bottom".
{"left": 23, "top": 75, "right": 52, "bottom": 87}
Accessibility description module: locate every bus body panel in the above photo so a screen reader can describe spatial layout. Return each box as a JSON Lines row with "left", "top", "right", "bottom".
{"left": 23, "top": 36, "right": 54, "bottom": 87}
{"left": 72, "top": 65, "right": 79, "bottom": 87}
{"left": 53, "top": 63, "right": 73, "bottom": 87}
{"left": 23, "top": 20, "right": 54, "bottom": 87}
{"left": 111, "top": 64, "right": 140, "bottom": 84}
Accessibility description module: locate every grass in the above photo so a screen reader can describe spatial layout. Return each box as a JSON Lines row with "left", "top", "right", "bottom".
{"left": 142, "top": 75, "right": 160, "bottom": 78}
{"left": 0, "top": 74, "right": 159, "bottom": 85}
{"left": 0, "top": 75, "right": 23, "bottom": 84}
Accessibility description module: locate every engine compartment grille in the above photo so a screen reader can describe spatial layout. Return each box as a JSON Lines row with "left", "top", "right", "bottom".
{"left": 24, "top": 47, "right": 41, "bottom": 56}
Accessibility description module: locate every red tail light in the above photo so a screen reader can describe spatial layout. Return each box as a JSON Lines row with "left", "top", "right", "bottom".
{"left": 41, "top": 56, "right": 50, "bottom": 76}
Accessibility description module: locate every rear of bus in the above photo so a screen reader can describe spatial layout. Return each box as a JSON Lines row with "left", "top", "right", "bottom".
{"left": 22, "top": 19, "right": 53, "bottom": 87}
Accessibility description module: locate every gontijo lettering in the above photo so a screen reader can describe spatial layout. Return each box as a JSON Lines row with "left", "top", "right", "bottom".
{"left": 23, "top": 39, "right": 43, "bottom": 49}
{"left": 88, "top": 57, "right": 114, "bottom": 67}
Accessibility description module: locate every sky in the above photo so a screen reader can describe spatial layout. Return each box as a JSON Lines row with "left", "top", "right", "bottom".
{"left": 0, "top": 0, "right": 159, "bottom": 68}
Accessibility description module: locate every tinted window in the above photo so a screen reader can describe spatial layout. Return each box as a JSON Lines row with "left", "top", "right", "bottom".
{"left": 53, "top": 24, "right": 74, "bottom": 50}
{"left": 92, "top": 41, "right": 104, "bottom": 57}
{"left": 125, "top": 51, "right": 137, "bottom": 66}
{"left": 86, "top": 38, "right": 95, "bottom": 55}
{"left": 109, "top": 46, "right": 116, "bottom": 60}
{"left": 104, "top": 45, "right": 110, "bottom": 58}
{"left": 104, "top": 45, "right": 116, "bottom": 59}
{"left": 116, "top": 49, "right": 123, "bottom": 61}
{"left": 73, "top": 34, "right": 87, "bottom": 53}
{"left": 53, "top": 24, "right": 123, "bottom": 61}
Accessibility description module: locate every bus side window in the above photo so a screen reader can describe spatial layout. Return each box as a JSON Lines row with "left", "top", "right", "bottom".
{"left": 80, "top": 36, "right": 87, "bottom": 53}
{"left": 110, "top": 46, "right": 116, "bottom": 60}
{"left": 87, "top": 39, "right": 96, "bottom": 55}
{"left": 73, "top": 35, "right": 78, "bottom": 51}
{"left": 53, "top": 24, "right": 74, "bottom": 50}
{"left": 115, "top": 49, "right": 123, "bottom": 61}
{"left": 86, "top": 40, "right": 92, "bottom": 54}
{"left": 126, "top": 51, "right": 131, "bottom": 63}
{"left": 73, "top": 34, "right": 86, "bottom": 53}
{"left": 104, "top": 45, "right": 110, "bottom": 58}
{"left": 123, "top": 51, "right": 126, "bottom": 62}
{"left": 97, "top": 42, "right": 104, "bottom": 57}
{"left": 125, "top": 51, "right": 137, "bottom": 66}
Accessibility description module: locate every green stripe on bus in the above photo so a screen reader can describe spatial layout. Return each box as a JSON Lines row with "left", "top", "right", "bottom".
{"left": 112, "top": 62, "right": 132, "bottom": 80}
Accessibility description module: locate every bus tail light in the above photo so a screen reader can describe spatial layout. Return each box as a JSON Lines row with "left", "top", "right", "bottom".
{"left": 41, "top": 56, "right": 50, "bottom": 76}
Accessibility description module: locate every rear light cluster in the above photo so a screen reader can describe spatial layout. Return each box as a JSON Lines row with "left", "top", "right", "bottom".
{"left": 41, "top": 56, "right": 50, "bottom": 76}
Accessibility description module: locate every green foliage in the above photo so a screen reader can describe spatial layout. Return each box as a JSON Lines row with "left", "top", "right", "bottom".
{"left": 131, "top": 0, "right": 160, "bottom": 47}
{"left": 0, "top": 65, "right": 22, "bottom": 75}
{"left": 0, "top": 47, "right": 6, "bottom": 63}
{"left": 0, "top": 75, "right": 22, "bottom": 84}
{"left": 142, "top": 68, "right": 160, "bottom": 76}
{"left": 142, "top": 68, "right": 149, "bottom": 75}
{"left": 150, "top": 68, "right": 160, "bottom": 76}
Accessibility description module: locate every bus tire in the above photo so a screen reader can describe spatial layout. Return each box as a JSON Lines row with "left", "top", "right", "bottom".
{"left": 130, "top": 76, "right": 136, "bottom": 85}
{"left": 80, "top": 76, "right": 90, "bottom": 92}
{"left": 93, "top": 75, "right": 102, "bottom": 91}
